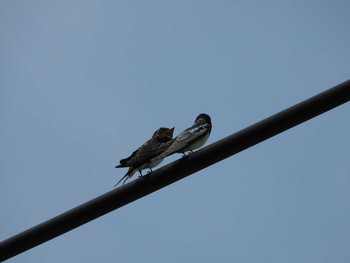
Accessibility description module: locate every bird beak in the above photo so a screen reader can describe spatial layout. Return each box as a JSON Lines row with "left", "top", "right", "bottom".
{"left": 165, "top": 127, "right": 175, "bottom": 138}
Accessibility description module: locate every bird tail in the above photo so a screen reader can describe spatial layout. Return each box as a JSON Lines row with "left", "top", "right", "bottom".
{"left": 115, "top": 157, "right": 131, "bottom": 168}
{"left": 114, "top": 174, "right": 128, "bottom": 187}
{"left": 114, "top": 167, "right": 137, "bottom": 187}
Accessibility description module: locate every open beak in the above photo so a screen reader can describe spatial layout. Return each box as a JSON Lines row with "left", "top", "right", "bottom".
{"left": 165, "top": 127, "right": 175, "bottom": 138}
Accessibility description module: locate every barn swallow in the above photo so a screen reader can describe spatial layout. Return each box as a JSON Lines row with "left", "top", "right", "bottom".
{"left": 114, "top": 127, "right": 175, "bottom": 187}
{"left": 156, "top": 113, "right": 212, "bottom": 158}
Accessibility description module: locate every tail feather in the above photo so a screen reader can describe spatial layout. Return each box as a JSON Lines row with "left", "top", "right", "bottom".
{"left": 114, "top": 174, "right": 129, "bottom": 187}
{"left": 115, "top": 159, "right": 128, "bottom": 168}
{"left": 114, "top": 167, "right": 137, "bottom": 188}
{"left": 115, "top": 156, "right": 132, "bottom": 168}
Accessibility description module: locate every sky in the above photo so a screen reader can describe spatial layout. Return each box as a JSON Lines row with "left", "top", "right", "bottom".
{"left": 0, "top": 1, "right": 349, "bottom": 262}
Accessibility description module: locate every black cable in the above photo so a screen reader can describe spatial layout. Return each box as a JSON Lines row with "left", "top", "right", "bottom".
{"left": 1, "top": 80, "right": 349, "bottom": 261}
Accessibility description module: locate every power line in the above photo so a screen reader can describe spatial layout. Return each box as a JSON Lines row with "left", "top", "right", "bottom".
{"left": 1, "top": 80, "right": 349, "bottom": 261}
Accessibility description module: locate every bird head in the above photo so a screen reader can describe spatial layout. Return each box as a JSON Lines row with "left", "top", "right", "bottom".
{"left": 195, "top": 113, "right": 211, "bottom": 125}
{"left": 153, "top": 127, "right": 175, "bottom": 142}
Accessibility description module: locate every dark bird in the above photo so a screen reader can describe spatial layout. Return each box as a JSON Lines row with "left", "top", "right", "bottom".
{"left": 114, "top": 127, "right": 175, "bottom": 187}
{"left": 156, "top": 113, "right": 212, "bottom": 159}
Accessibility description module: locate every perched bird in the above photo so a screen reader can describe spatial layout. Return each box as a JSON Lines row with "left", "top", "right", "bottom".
{"left": 114, "top": 127, "right": 175, "bottom": 187}
{"left": 156, "top": 113, "right": 212, "bottom": 159}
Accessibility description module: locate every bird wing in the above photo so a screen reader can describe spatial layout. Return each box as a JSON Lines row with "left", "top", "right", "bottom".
{"left": 117, "top": 137, "right": 154, "bottom": 167}
{"left": 164, "top": 123, "right": 210, "bottom": 155}
{"left": 138, "top": 139, "right": 174, "bottom": 161}
{"left": 120, "top": 139, "right": 174, "bottom": 167}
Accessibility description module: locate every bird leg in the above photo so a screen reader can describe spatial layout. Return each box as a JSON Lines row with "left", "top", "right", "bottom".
{"left": 181, "top": 150, "right": 193, "bottom": 158}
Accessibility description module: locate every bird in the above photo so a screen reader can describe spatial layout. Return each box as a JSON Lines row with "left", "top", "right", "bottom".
{"left": 114, "top": 127, "right": 175, "bottom": 187}
{"left": 156, "top": 113, "right": 212, "bottom": 159}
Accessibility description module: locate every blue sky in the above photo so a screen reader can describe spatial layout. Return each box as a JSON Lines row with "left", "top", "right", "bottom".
{"left": 1, "top": 1, "right": 349, "bottom": 262}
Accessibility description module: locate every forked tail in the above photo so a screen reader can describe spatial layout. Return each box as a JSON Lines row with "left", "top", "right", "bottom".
{"left": 114, "top": 167, "right": 137, "bottom": 187}
{"left": 114, "top": 174, "right": 129, "bottom": 187}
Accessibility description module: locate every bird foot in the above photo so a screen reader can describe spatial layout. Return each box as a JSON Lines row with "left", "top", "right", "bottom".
{"left": 181, "top": 151, "right": 193, "bottom": 158}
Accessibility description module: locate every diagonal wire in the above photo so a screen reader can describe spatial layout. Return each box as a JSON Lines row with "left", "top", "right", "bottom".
{"left": 1, "top": 80, "right": 349, "bottom": 261}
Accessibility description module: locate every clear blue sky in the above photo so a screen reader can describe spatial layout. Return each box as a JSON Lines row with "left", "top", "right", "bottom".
{"left": 1, "top": 1, "right": 349, "bottom": 262}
